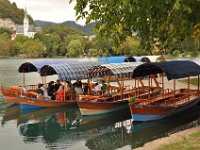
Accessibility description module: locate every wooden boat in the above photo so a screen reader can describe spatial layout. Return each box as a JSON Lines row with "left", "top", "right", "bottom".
{"left": 0, "top": 85, "right": 76, "bottom": 108}
{"left": 129, "top": 60, "right": 200, "bottom": 121}
{"left": 1, "top": 61, "right": 101, "bottom": 108}
{"left": 0, "top": 85, "right": 37, "bottom": 104}
{"left": 77, "top": 99, "right": 129, "bottom": 115}
{"left": 18, "top": 96, "right": 76, "bottom": 109}
{"left": 76, "top": 62, "right": 162, "bottom": 115}
{"left": 0, "top": 59, "right": 76, "bottom": 104}
{"left": 21, "top": 61, "right": 101, "bottom": 109}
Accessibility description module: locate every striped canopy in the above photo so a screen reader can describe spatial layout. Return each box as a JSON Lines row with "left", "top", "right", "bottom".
{"left": 18, "top": 59, "right": 77, "bottom": 73}
{"left": 88, "top": 62, "right": 143, "bottom": 78}
{"left": 40, "top": 61, "right": 101, "bottom": 81}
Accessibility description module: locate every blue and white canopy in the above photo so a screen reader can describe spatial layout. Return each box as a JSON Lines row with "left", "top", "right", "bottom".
{"left": 18, "top": 59, "right": 77, "bottom": 73}
{"left": 132, "top": 60, "right": 200, "bottom": 80}
{"left": 88, "top": 62, "right": 143, "bottom": 78}
{"left": 40, "top": 61, "right": 101, "bottom": 81}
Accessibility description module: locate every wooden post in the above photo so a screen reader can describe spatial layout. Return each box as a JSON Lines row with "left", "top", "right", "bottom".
{"left": 23, "top": 73, "right": 25, "bottom": 86}
{"left": 117, "top": 80, "right": 121, "bottom": 96}
{"left": 44, "top": 76, "right": 46, "bottom": 85}
{"left": 150, "top": 75, "right": 153, "bottom": 94}
{"left": 148, "top": 76, "right": 150, "bottom": 99}
{"left": 137, "top": 77, "right": 140, "bottom": 97}
{"left": 87, "top": 79, "right": 91, "bottom": 95}
{"left": 174, "top": 79, "right": 176, "bottom": 97}
{"left": 188, "top": 77, "right": 190, "bottom": 101}
{"left": 122, "top": 80, "right": 124, "bottom": 100}
{"left": 198, "top": 75, "right": 200, "bottom": 96}
{"left": 134, "top": 78, "right": 137, "bottom": 97}
{"left": 64, "top": 80, "right": 66, "bottom": 101}
{"left": 153, "top": 75, "right": 159, "bottom": 88}
{"left": 120, "top": 80, "right": 123, "bottom": 100}
{"left": 162, "top": 73, "right": 164, "bottom": 95}
{"left": 138, "top": 77, "right": 144, "bottom": 87}
{"left": 21, "top": 73, "right": 26, "bottom": 95}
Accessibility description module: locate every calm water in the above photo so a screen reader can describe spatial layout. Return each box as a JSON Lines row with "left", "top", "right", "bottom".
{"left": 1, "top": 59, "right": 200, "bottom": 150}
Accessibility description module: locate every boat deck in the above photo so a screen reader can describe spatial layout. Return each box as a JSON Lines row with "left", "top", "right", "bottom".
{"left": 139, "top": 89, "right": 199, "bottom": 107}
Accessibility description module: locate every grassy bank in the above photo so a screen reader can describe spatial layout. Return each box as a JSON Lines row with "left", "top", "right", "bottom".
{"left": 157, "top": 130, "right": 200, "bottom": 150}
{"left": 180, "top": 78, "right": 200, "bottom": 86}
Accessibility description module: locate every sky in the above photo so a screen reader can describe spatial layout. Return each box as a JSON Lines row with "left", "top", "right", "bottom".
{"left": 9, "top": 0, "right": 86, "bottom": 25}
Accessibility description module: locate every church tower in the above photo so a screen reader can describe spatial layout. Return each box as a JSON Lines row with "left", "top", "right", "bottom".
{"left": 23, "top": 6, "right": 29, "bottom": 36}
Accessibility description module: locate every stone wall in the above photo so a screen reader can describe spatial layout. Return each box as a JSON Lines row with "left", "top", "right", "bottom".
{"left": 0, "top": 18, "right": 17, "bottom": 30}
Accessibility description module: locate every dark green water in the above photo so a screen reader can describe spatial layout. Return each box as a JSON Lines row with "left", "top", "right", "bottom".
{"left": 0, "top": 59, "right": 200, "bottom": 150}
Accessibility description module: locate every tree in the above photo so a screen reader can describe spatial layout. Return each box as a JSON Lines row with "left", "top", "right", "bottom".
{"left": 21, "top": 39, "right": 46, "bottom": 58}
{"left": 35, "top": 26, "right": 87, "bottom": 57}
{"left": 71, "top": 0, "right": 200, "bottom": 54}
{"left": 10, "top": 41, "right": 21, "bottom": 56}
{"left": 10, "top": 35, "right": 29, "bottom": 56}
{"left": 66, "top": 40, "right": 83, "bottom": 57}
{"left": 92, "top": 36, "right": 113, "bottom": 56}
{"left": 0, "top": 0, "right": 35, "bottom": 25}
{"left": 88, "top": 48, "right": 99, "bottom": 57}
{"left": 0, "top": 38, "right": 10, "bottom": 57}
{"left": 113, "top": 36, "right": 143, "bottom": 55}
{"left": 0, "top": 27, "right": 13, "bottom": 35}
{"left": 193, "top": 23, "right": 200, "bottom": 48}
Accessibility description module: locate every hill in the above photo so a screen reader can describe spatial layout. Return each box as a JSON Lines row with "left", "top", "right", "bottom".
{"left": 0, "top": 0, "right": 34, "bottom": 25}
{"left": 35, "top": 20, "right": 96, "bottom": 35}
{"left": 34, "top": 20, "right": 57, "bottom": 26}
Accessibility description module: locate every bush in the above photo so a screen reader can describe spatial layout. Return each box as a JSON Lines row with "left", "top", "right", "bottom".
{"left": 190, "top": 51, "right": 199, "bottom": 57}
{"left": 171, "top": 50, "right": 180, "bottom": 57}
{"left": 129, "top": 97, "right": 136, "bottom": 104}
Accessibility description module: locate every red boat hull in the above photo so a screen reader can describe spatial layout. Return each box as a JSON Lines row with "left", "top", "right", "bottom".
{"left": 129, "top": 97, "right": 200, "bottom": 121}
{"left": 77, "top": 100, "right": 129, "bottom": 115}
{"left": 18, "top": 97, "right": 76, "bottom": 109}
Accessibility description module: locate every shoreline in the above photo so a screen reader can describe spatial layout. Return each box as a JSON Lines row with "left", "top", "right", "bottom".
{"left": 134, "top": 125, "right": 200, "bottom": 150}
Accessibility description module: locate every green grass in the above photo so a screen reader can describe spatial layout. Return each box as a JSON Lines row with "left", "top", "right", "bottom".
{"left": 191, "top": 131, "right": 200, "bottom": 137}
{"left": 157, "top": 131, "right": 200, "bottom": 150}
{"left": 180, "top": 78, "right": 200, "bottom": 86}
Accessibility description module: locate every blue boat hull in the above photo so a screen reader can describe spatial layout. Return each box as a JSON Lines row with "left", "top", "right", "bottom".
{"left": 131, "top": 114, "right": 164, "bottom": 122}
{"left": 20, "top": 104, "right": 44, "bottom": 109}
{"left": 130, "top": 97, "right": 200, "bottom": 122}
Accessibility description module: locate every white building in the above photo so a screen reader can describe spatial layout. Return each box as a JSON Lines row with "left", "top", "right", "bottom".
{"left": 14, "top": 7, "right": 41, "bottom": 39}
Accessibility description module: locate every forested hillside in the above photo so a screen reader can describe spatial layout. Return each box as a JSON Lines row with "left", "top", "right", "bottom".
{"left": 0, "top": 0, "right": 34, "bottom": 25}
{"left": 35, "top": 20, "right": 96, "bottom": 35}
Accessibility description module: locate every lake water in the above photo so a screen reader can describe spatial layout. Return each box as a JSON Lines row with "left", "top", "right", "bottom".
{"left": 0, "top": 58, "right": 200, "bottom": 150}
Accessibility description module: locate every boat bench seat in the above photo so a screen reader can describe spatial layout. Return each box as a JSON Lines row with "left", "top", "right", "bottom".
{"left": 96, "top": 97, "right": 112, "bottom": 102}
{"left": 27, "top": 91, "right": 38, "bottom": 98}
{"left": 166, "top": 94, "right": 190, "bottom": 105}
{"left": 79, "top": 95, "right": 100, "bottom": 101}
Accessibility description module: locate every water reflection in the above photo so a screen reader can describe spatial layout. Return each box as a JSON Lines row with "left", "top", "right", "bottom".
{"left": 1, "top": 104, "right": 21, "bottom": 127}
{"left": 130, "top": 105, "right": 200, "bottom": 149}
{"left": 83, "top": 106, "right": 200, "bottom": 150}
{"left": 1, "top": 104, "right": 200, "bottom": 149}
{"left": 18, "top": 107, "right": 81, "bottom": 143}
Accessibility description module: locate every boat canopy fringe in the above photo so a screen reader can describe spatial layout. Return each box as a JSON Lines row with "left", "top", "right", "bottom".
{"left": 18, "top": 59, "right": 77, "bottom": 73}
{"left": 132, "top": 60, "right": 200, "bottom": 80}
{"left": 97, "top": 55, "right": 165, "bottom": 63}
{"left": 88, "top": 62, "right": 143, "bottom": 78}
{"left": 124, "top": 56, "right": 136, "bottom": 62}
{"left": 40, "top": 61, "right": 101, "bottom": 81}
{"left": 98, "top": 56, "right": 127, "bottom": 63}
